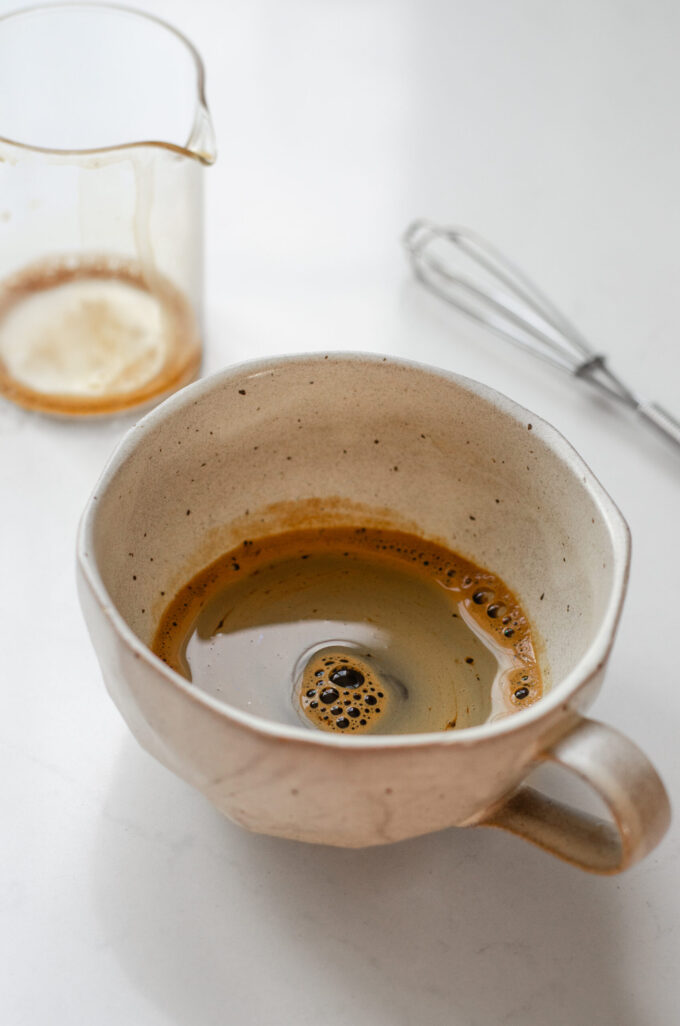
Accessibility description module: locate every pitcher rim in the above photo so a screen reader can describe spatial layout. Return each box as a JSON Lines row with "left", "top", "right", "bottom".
{"left": 0, "top": 2, "right": 215, "bottom": 164}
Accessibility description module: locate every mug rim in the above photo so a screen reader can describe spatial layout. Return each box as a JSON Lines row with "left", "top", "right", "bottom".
{"left": 77, "top": 351, "right": 631, "bottom": 749}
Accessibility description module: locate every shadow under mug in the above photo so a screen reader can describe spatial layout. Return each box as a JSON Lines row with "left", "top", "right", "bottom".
{"left": 77, "top": 353, "right": 671, "bottom": 873}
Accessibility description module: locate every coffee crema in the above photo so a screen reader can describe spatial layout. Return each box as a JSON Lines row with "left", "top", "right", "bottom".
{"left": 152, "top": 526, "right": 544, "bottom": 735}
{"left": 0, "top": 256, "right": 200, "bottom": 415}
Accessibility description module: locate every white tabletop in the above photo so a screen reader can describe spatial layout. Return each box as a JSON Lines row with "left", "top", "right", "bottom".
{"left": 2, "top": 2, "right": 679, "bottom": 1023}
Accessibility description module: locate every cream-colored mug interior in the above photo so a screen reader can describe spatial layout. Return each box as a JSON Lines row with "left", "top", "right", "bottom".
{"left": 90, "top": 354, "right": 624, "bottom": 709}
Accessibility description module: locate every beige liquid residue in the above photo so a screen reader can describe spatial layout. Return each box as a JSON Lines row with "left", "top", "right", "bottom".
{"left": 0, "top": 257, "right": 200, "bottom": 415}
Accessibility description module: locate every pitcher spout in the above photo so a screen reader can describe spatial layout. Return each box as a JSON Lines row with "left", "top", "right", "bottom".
{"left": 186, "top": 103, "right": 217, "bottom": 166}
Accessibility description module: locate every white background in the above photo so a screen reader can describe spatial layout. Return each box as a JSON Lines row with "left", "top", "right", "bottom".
{"left": 2, "top": 2, "right": 679, "bottom": 1023}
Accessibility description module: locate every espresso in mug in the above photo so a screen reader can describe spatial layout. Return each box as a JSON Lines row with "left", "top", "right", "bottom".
{"left": 153, "top": 526, "right": 543, "bottom": 735}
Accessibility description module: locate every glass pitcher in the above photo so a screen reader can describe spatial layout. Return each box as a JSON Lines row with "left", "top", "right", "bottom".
{"left": 0, "top": 3, "right": 216, "bottom": 416}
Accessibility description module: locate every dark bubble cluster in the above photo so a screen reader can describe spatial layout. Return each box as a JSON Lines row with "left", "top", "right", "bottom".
{"left": 297, "top": 651, "right": 388, "bottom": 733}
{"left": 508, "top": 668, "right": 539, "bottom": 706}
{"left": 465, "top": 582, "right": 522, "bottom": 642}
{"left": 461, "top": 577, "right": 538, "bottom": 712}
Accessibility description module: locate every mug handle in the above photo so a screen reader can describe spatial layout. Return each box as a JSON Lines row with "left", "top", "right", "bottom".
{"left": 478, "top": 716, "right": 671, "bottom": 874}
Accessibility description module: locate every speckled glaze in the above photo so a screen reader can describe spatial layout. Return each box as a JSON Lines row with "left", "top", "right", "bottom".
{"left": 76, "top": 353, "right": 670, "bottom": 872}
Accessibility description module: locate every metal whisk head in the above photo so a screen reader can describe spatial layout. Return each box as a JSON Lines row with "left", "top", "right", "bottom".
{"left": 404, "top": 219, "right": 680, "bottom": 452}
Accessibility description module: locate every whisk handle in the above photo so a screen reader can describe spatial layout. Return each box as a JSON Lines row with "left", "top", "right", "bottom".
{"left": 636, "top": 401, "right": 680, "bottom": 451}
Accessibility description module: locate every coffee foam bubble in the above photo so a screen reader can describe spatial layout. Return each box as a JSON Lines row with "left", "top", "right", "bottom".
{"left": 294, "top": 643, "right": 401, "bottom": 733}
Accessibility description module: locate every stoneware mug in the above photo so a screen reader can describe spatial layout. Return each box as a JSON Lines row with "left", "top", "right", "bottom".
{"left": 77, "top": 353, "right": 671, "bottom": 873}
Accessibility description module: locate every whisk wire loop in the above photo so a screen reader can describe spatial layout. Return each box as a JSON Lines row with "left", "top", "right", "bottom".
{"left": 404, "top": 220, "right": 680, "bottom": 451}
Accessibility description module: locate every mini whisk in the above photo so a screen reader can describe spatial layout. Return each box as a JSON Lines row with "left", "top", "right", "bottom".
{"left": 404, "top": 220, "right": 680, "bottom": 452}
